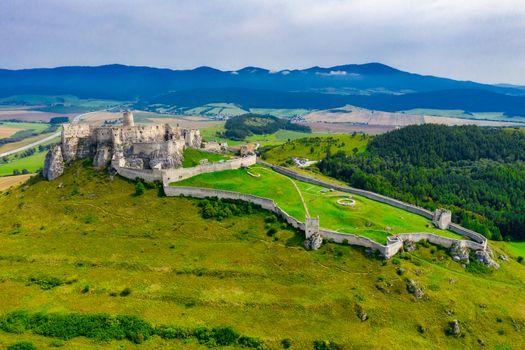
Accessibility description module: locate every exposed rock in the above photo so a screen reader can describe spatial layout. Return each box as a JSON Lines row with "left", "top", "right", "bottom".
{"left": 148, "top": 150, "right": 182, "bottom": 169}
{"left": 304, "top": 232, "right": 323, "bottom": 250}
{"left": 57, "top": 182, "right": 64, "bottom": 189}
{"left": 475, "top": 250, "right": 500, "bottom": 269}
{"left": 403, "top": 240, "right": 416, "bottom": 252}
{"left": 406, "top": 279, "right": 424, "bottom": 300}
{"left": 448, "top": 278, "right": 457, "bottom": 284}
{"left": 93, "top": 145, "right": 111, "bottom": 167}
{"left": 450, "top": 242, "right": 470, "bottom": 264}
{"left": 354, "top": 304, "right": 368, "bottom": 321}
{"left": 499, "top": 254, "right": 509, "bottom": 262}
{"left": 43, "top": 145, "right": 65, "bottom": 180}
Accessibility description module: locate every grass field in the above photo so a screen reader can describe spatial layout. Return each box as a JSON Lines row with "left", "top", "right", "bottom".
{"left": 0, "top": 137, "right": 60, "bottom": 176}
{"left": 0, "top": 163, "right": 524, "bottom": 349}
{"left": 249, "top": 108, "right": 311, "bottom": 119}
{"left": 262, "top": 134, "right": 370, "bottom": 165}
{"left": 173, "top": 164, "right": 461, "bottom": 244}
{"left": 401, "top": 108, "right": 525, "bottom": 123}
{"left": 182, "top": 148, "right": 231, "bottom": 168}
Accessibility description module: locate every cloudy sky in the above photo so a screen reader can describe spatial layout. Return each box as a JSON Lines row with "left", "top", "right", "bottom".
{"left": 1, "top": 0, "right": 524, "bottom": 84}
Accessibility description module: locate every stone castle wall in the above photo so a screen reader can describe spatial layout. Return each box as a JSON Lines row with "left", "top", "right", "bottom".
{"left": 257, "top": 160, "right": 487, "bottom": 246}
{"left": 163, "top": 155, "right": 257, "bottom": 184}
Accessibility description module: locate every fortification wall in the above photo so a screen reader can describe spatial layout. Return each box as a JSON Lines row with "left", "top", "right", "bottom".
{"left": 258, "top": 160, "right": 434, "bottom": 219}
{"left": 164, "top": 155, "right": 257, "bottom": 183}
{"left": 114, "top": 165, "right": 163, "bottom": 183}
{"left": 257, "top": 160, "right": 488, "bottom": 247}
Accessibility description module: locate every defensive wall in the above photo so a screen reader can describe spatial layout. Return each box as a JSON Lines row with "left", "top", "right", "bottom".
{"left": 113, "top": 155, "right": 488, "bottom": 258}
{"left": 257, "top": 160, "right": 487, "bottom": 248}
{"left": 163, "top": 155, "right": 257, "bottom": 184}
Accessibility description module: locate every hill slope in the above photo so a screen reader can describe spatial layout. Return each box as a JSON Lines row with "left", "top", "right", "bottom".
{"left": 0, "top": 163, "right": 524, "bottom": 349}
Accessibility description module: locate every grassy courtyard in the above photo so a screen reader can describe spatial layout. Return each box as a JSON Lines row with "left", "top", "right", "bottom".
{"left": 182, "top": 148, "right": 231, "bottom": 168}
{"left": 173, "top": 164, "right": 462, "bottom": 244}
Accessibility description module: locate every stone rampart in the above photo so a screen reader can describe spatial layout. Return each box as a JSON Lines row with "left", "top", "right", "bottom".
{"left": 257, "top": 160, "right": 487, "bottom": 247}
{"left": 164, "top": 155, "right": 257, "bottom": 184}
{"left": 114, "top": 165, "right": 163, "bottom": 183}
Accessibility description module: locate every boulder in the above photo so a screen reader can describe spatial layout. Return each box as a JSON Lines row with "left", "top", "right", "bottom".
{"left": 475, "top": 250, "right": 500, "bottom": 269}
{"left": 43, "top": 145, "right": 65, "bottom": 180}
{"left": 450, "top": 242, "right": 470, "bottom": 264}
{"left": 304, "top": 232, "right": 323, "bottom": 250}
{"left": 403, "top": 240, "right": 416, "bottom": 252}
{"left": 93, "top": 146, "right": 111, "bottom": 167}
{"left": 406, "top": 279, "right": 424, "bottom": 300}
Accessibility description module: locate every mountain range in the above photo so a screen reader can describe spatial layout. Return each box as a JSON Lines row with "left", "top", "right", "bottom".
{"left": 1, "top": 63, "right": 525, "bottom": 115}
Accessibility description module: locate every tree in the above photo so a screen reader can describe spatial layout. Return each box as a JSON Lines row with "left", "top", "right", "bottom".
{"left": 135, "top": 181, "right": 146, "bottom": 196}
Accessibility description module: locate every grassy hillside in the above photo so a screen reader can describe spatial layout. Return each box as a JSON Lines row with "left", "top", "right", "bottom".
{"left": 182, "top": 148, "right": 231, "bottom": 168}
{"left": 261, "top": 134, "right": 370, "bottom": 166}
{"left": 0, "top": 164, "right": 525, "bottom": 349}
{"left": 0, "top": 163, "right": 524, "bottom": 349}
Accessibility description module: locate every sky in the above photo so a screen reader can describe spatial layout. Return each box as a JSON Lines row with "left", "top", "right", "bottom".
{"left": 1, "top": 0, "right": 524, "bottom": 84}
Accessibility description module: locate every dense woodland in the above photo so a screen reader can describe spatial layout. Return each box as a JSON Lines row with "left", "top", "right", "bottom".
{"left": 224, "top": 113, "right": 310, "bottom": 140}
{"left": 318, "top": 125, "right": 525, "bottom": 241}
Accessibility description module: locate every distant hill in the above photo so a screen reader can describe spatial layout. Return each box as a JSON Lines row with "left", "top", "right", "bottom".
{"left": 147, "top": 87, "right": 525, "bottom": 117}
{"left": 1, "top": 63, "right": 525, "bottom": 115}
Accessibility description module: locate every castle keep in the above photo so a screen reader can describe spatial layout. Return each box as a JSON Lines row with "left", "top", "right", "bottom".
{"left": 43, "top": 112, "right": 202, "bottom": 180}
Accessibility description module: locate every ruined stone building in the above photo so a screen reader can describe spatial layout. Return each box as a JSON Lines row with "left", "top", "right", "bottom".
{"left": 43, "top": 111, "right": 202, "bottom": 180}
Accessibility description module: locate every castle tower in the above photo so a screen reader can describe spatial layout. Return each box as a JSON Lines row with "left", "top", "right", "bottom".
{"left": 123, "top": 111, "right": 134, "bottom": 127}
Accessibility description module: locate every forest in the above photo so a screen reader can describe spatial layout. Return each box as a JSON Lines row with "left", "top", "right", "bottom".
{"left": 318, "top": 125, "right": 525, "bottom": 241}
{"left": 224, "top": 113, "right": 310, "bottom": 140}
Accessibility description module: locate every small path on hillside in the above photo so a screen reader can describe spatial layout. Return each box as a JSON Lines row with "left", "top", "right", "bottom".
{"left": 257, "top": 166, "right": 310, "bottom": 217}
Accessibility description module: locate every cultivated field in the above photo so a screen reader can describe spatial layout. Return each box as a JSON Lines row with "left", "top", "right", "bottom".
{"left": 0, "top": 163, "right": 523, "bottom": 349}
{"left": 0, "top": 110, "right": 70, "bottom": 122}
{"left": 0, "top": 174, "right": 33, "bottom": 191}
{"left": 0, "top": 126, "right": 22, "bottom": 138}
{"left": 173, "top": 164, "right": 461, "bottom": 244}
{"left": 302, "top": 105, "right": 525, "bottom": 131}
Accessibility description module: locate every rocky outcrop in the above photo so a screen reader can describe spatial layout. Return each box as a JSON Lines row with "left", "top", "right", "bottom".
{"left": 93, "top": 146, "right": 111, "bottom": 167}
{"left": 304, "top": 232, "right": 323, "bottom": 250}
{"left": 433, "top": 208, "right": 452, "bottom": 230}
{"left": 450, "top": 242, "right": 470, "bottom": 264}
{"left": 43, "top": 145, "right": 65, "bottom": 180}
{"left": 447, "top": 320, "right": 461, "bottom": 336}
{"left": 406, "top": 279, "right": 424, "bottom": 300}
{"left": 403, "top": 240, "right": 416, "bottom": 252}
{"left": 475, "top": 250, "right": 500, "bottom": 269}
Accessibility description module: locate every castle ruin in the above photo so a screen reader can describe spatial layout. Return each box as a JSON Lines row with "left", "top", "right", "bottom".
{"left": 43, "top": 111, "right": 202, "bottom": 180}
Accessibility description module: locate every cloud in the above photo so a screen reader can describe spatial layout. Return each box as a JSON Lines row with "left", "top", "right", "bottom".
{"left": 0, "top": 0, "right": 524, "bottom": 84}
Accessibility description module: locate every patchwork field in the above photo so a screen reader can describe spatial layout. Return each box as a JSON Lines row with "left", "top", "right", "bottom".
{"left": 0, "top": 136, "right": 60, "bottom": 176}
{"left": 0, "top": 163, "right": 524, "bottom": 349}
{"left": 173, "top": 164, "right": 461, "bottom": 244}
{"left": 302, "top": 105, "right": 525, "bottom": 130}
{"left": 0, "top": 110, "right": 68, "bottom": 122}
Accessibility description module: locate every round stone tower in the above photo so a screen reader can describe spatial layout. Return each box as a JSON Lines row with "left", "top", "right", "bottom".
{"left": 123, "top": 111, "right": 134, "bottom": 127}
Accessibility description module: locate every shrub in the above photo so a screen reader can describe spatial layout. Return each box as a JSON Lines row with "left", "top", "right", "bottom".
{"left": 392, "top": 258, "right": 401, "bottom": 265}
{"left": 267, "top": 228, "right": 277, "bottom": 237}
{"left": 81, "top": 284, "right": 90, "bottom": 293}
{"left": 135, "top": 181, "right": 145, "bottom": 196}
{"left": 7, "top": 341, "right": 36, "bottom": 350}
{"left": 518, "top": 256, "right": 524, "bottom": 264}
{"left": 120, "top": 287, "right": 132, "bottom": 297}
{"left": 281, "top": 338, "right": 292, "bottom": 348}
{"left": 313, "top": 340, "right": 343, "bottom": 350}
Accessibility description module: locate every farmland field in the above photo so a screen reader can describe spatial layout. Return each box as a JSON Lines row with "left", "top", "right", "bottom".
{"left": 0, "top": 174, "right": 34, "bottom": 190}
{"left": 0, "top": 162, "right": 524, "bottom": 349}
{"left": 173, "top": 164, "right": 461, "bottom": 244}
